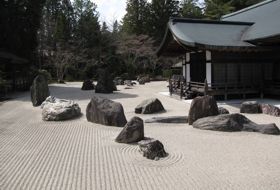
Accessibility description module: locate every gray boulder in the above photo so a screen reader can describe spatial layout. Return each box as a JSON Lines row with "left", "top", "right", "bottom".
{"left": 260, "top": 104, "right": 280, "bottom": 117}
{"left": 240, "top": 101, "right": 261, "bottom": 114}
{"left": 218, "top": 107, "right": 230, "bottom": 114}
{"left": 95, "top": 69, "right": 116, "bottom": 93}
{"left": 86, "top": 96, "right": 127, "bottom": 127}
{"left": 41, "top": 96, "right": 81, "bottom": 121}
{"left": 124, "top": 80, "right": 133, "bottom": 86}
{"left": 30, "top": 75, "right": 50, "bottom": 106}
{"left": 145, "top": 116, "right": 188, "bottom": 123}
{"left": 193, "top": 113, "right": 280, "bottom": 135}
{"left": 135, "top": 98, "right": 165, "bottom": 114}
{"left": 115, "top": 116, "right": 144, "bottom": 143}
{"left": 81, "top": 80, "right": 95, "bottom": 90}
{"left": 138, "top": 75, "right": 150, "bottom": 85}
{"left": 188, "top": 95, "right": 219, "bottom": 125}
{"left": 138, "top": 138, "right": 167, "bottom": 160}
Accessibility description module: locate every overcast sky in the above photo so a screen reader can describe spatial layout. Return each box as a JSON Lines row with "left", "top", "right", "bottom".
{"left": 92, "top": 0, "right": 204, "bottom": 27}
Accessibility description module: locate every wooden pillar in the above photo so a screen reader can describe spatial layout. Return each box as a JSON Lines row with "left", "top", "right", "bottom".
{"left": 206, "top": 50, "right": 212, "bottom": 86}
{"left": 185, "top": 52, "right": 190, "bottom": 83}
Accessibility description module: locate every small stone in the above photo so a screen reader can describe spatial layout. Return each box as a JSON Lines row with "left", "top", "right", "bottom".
{"left": 218, "top": 107, "right": 230, "bottom": 114}
{"left": 138, "top": 138, "right": 167, "bottom": 160}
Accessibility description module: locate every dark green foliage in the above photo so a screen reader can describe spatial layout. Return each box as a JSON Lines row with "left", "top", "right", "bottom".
{"left": 180, "top": 0, "right": 203, "bottom": 19}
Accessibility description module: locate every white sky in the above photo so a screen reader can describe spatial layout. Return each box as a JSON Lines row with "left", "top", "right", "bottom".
{"left": 92, "top": 0, "right": 204, "bottom": 27}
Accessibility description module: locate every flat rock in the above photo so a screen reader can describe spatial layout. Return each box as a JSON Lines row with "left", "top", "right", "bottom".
{"left": 145, "top": 116, "right": 188, "bottom": 123}
{"left": 30, "top": 75, "right": 50, "bottom": 106}
{"left": 41, "top": 96, "right": 81, "bottom": 121}
{"left": 260, "top": 104, "right": 280, "bottom": 117}
{"left": 135, "top": 98, "right": 165, "bottom": 114}
{"left": 115, "top": 116, "right": 144, "bottom": 143}
{"left": 188, "top": 95, "right": 219, "bottom": 125}
{"left": 218, "top": 107, "right": 230, "bottom": 114}
{"left": 193, "top": 113, "right": 280, "bottom": 135}
{"left": 86, "top": 96, "right": 127, "bottom": 127}
{"left": 240, "top": 101, "right": 261, "bottom": 114}
{"left": 138, "top": 138, "right": 167, "bottom": 160}
{"left": 81, "top": 80, "right": 95, "bottom": 90}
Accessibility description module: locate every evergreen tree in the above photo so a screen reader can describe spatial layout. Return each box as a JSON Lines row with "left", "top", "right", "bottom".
{"left": 180, "top": 0, "right": 203, "bottom": 19}
{"left": 204, "top": 0, "right": 234, "bottom": 20}
{"left": 148, "top": 0, "right": 180, "bottom": 43}
{"left": 122, "top": 0, "right": 149, "bottom": 35}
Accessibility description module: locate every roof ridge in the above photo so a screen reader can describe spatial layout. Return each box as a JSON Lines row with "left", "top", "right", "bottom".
{"left": 222, "top": 0, "right": 277, "bottom": 19}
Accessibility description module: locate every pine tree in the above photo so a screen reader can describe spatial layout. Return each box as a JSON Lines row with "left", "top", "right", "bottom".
{"left": 148, "top": 0, "right": 180, "bottom": 43}
{"left": 204, "top": 0, "right": 234, "bottom": 20}
{"left": 180, "top": 0, "right": 203, "bottom": 19}
{"left": 121, "top": 0, "right": 149, "bottom": 35}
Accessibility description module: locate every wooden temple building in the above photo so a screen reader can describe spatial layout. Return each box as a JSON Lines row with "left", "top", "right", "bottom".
{"left": 157, "top": 0, "right": 280, "bottom": 99}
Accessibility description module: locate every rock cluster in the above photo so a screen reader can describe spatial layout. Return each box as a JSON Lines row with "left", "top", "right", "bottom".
{"left": 30, "top": 75, "right": 50, "bottom": 107}
{"left": 240, "top": 101, "right": 261, "bottom": 114}
{"left": 188, "top": 95, "right": 219, "bottom": 125}
{"left": 137, "top": 75, "right": 150, "bottom": 85}
{"left": 86, "top": 96, "right": 127, "bottom": 127}
{"left": 260, "top": 104, "right": 280, "bottom": 117}
{"left": 41, "top": 96, "right": 81, "bottom": 121}
{"left": 135, "top": 98, "right": 165, "bottom": 114}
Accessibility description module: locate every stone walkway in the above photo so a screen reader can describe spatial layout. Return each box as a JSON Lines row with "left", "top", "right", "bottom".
{"left": 1, "top": 82, "right": 280, "bottom": 190}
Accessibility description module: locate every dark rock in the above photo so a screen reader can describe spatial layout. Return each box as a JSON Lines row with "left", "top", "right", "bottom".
{"left": 260, "top": 104, "right": 280, "bottom": 117}
{"left": 138, "top": 75, "right": 150, "bottom": 85}
{"left": 193, "top": 113, "right": 280, "bottom": 135}
{"left": 145, "top": 116, "right": 188, "bottom": 123}
{"left": 86, "top": 96, "right": 127, "bottom": 127}
{"left": 218, "top": 107, "right": 230, "bottom": 114}
{"left": 95, "top": 69, "right": 116, "bottom": 93}
{"left": 240, "top": 101, "right": 261, "bottom": 114}
{"left": 115, "top": 116, "right": 144, "bottom": 143}
{"left": 135, "top": 98, "right": 165, "bottom": 114}
{"left": 124, "top": 80, "right": 133, "bottom": 86}
{"left": 138, "top": 138, "right": 167, "bottom": 160}
{"left": 57, "top": 79, "right": 65, "bottom": 84}
{"left": 30, "top": 75, "right": 50, "bottom": 107}
{"left": 188, "top": 95, "right": 219, "bottom": 125}
{"left": 81, "top": 80, "right": 95, "bottom": 90}
{"left": 41, "top": 96, "right": 81, "bottom": 121}
{"left": 114, "top": 77, "right": 124, "bottom": 85}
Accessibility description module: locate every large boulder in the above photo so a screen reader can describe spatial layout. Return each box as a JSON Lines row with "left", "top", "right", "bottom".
{"left": 240, "top": 101, "right": 261, "bottom": 114}
{"left": 95, "top": 69, "right": 116, "bottom": 93}
{"left": 138, "top": 75, "right": 150, "bottom": 85}
{"left": 188, "top": 95, "right": 219, "bottom": 125}
{"left": 81, "top": 80, "right": 95, "bottom": 90}
{"left": 145, "top": 116, "right": 188, "bottom": 123}
{"left": 41, "top": 96, "right": 81, "bottom": 121}
{"left": 135, "top": 98, "right": 165, "bottom": 114}
{"left": 193, "top": 113, "right": 280, "bottom": 135}
{"left": 86, "top": 96, "right": 127, "bottom": 127}
{"left": 138, "top": 138, "right": 167, "bottom": 160}
{"left": 115, "top": 116, "right": 144, "bottom": 143}
{"left": 260, "top": 104, "right": 280, "bottom": 117}
{"left": 30, "top": 75, "right": 50, "bottom": 106}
